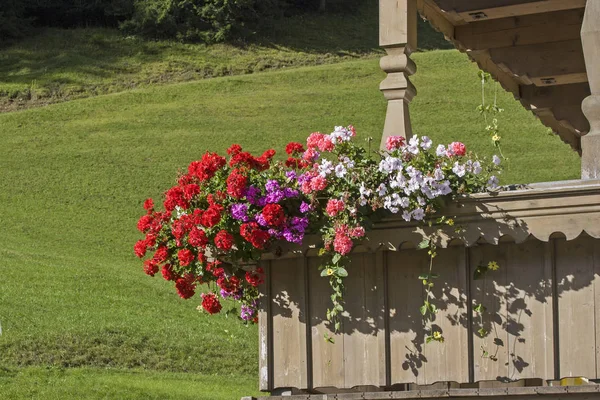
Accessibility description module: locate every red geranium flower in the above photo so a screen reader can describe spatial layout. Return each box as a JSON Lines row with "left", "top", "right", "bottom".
{"left": 262, "top": 203, "right": 285, "bottom": 227}
{"left": 137, "top": 215, "right": 153, "bottom": 233}
{"left": 134, "top": 240, "right": 147, "bottom": 258}
{"left": 285, "top": 142, "right": 305, "bottom": 156}
{"left": 201, "top": 293, "right": 222, "bottom": 314}
{"left": 153, "top": 246, "right": 169, "bottom": 263}
{"left": 183, "top": 183, "right": 200, "bottom": 200}
{"left": 201, "top": 205, "right": 223, "bottom": 227}
{"left": 227, "top": 144, "right": 242, "bottom": 155}
{"left": 246, "top": 267, "right": 265, "bottom": 287}
{"left": 226, "top": 169, "right": 248, "bottom": 199}
{"left": 143, "top": 198, "right": 154, "bottom": 212}
{"left": 177, "top": 248, "right": 194, "bottom": 266}
{"left": 188, "top": 227, "right": 208, "bottom": 248}
{"left": 188, "top": 152, "right": 226, "bottom": 181}
{"left": 161, "top": 264, "right": 178, "bottom": 281}
{"left": 164, "top": 186, "right": 188, "bottom": 212}
{"left": 217, "top": 275, "right": 240, "bottom": 293}
{"left": 143, "top": 259, "right": 159, "bottom": 276}
{"left": 214, "top": 230, "right": 234, "bottom": 251}
{"left": 175, "top": 275, "right": 196, "bottom": 299}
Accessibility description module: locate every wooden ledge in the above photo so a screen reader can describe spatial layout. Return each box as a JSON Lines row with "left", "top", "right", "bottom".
{"left": 244, "top": 384, "right": 600, "bottom": 399}
{"left": 264, "top": 180, "right": 600, "bottom": 258}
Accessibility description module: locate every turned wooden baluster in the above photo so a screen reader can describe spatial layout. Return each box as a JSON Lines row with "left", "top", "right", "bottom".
{"left": 379, "top": 0, "right": 418, "bottom": 150}
{"left": 581, "top": 0, "right": 600, "bottom": 179}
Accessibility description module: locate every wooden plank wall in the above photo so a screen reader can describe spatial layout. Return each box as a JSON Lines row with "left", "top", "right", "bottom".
{"left": 259, "top": 235, "right": 600, "bottom": 392}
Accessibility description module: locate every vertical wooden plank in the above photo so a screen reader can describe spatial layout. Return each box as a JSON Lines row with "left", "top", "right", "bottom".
{"left": 258, "top": 260, "right": 271, "bottom": 391}
{"left": 342, "top": 252, "right": 386, "bottom": 388}
{"left": 381, "top": 250, "right": 392, "bottom": 388}
{"left": 270, "top": 257, "right": 307, "bottom": 390}
{"left": 470, "top": 242, "right": 508, "bottom": 381}
{"left": 310, "top": 254, "right": 345, "bottom": 389}
{"left": 595, "top": 237, "right": 600, "bottom": 379}
{"left": 549, "top": 239, "right": 560, "bottom": 380}
{"left": 421, "top": 245, "right": 469, "bottom": 384}
{"left": 556, "top": 235, "right": 597, "bottom": 378}
{"left": 471, "top": 240, "right": 554, "bottom": 382}
{"left": 465, "top": 247, "right": 475, "bottom": 383}
{"left": 388, "top": 247, "right": 427, "bottom": 385}
{"left": 388, "top": 245, "right": 469, "bottom": 385}
{"left": 303, "top": 255, "right": 313, "bottom": 390}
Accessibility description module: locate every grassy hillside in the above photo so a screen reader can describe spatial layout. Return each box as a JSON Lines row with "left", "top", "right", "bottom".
{"left": 0, "top": 50, "right": 579, "bottom": 398}
{"left": 0, "top": 1, "right": 451, "bottom": 112}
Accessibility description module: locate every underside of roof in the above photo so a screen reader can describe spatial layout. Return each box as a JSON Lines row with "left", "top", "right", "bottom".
{"left": 417, "top": 0, "right": 591, "bottom": 153}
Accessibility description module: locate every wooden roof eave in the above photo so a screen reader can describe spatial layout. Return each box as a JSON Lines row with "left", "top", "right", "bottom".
{"left": 416, "top": 0, "right": 590, "bottom": 153}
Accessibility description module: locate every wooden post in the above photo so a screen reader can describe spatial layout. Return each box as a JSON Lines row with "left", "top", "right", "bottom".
{"left": 379, "top": 0, "right": 417, "bottom": 150}
{"left": 581, "top": 0, "right": 600, "bottom": 179}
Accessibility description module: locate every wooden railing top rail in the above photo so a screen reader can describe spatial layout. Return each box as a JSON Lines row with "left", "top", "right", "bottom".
{"left": 262, "top": 179, "right": 600, "bottom": 258}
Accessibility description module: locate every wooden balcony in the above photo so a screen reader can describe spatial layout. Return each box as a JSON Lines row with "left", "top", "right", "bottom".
{"left": 256, "top": 180, "right": 600, "bottom": 395}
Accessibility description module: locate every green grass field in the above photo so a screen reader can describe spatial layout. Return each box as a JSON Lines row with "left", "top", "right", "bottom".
{"left": 0, "top": 1, "right": 451, "bottom": 112}
{"left": 0, "top": 48, "right": 580, "bottom": 398}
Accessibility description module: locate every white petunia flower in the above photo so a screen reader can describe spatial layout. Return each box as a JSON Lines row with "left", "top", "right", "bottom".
{"left": 407, "top": 135, "right": 420, "bottom": 155}
{"left": 473, "top": 161, "right": 482, "bottom": 175}
{"left": 359, "top": 182, "right": 371, "bottom": 197}
{"left": 318, "top": 159, "right": 334, "bottom": 177}
{"left": 487, "top": 175, "right": 499, "bottom": 189}
{"left": 342, "top": 156, "right": 355, "bottom": 169}
{"left": 402, "top": 210, "right": 412, "bottom": 222}
{"left": 412, "top": 208, "right": 425, "bottom": 221}
{"left": 493, "top": 155, "right": 501, "bottom": 166}
{"left": 436, "top": 144, "right": 446, "bottom": 157}
{"left": 334, "top": 163, "right": 347, "bottom": 178}
{"left": 452, "top": 162, "right": 466, "bottom": 178}
{"left": 377, "top": 183, "right": 388, "bottom": 197}
{"left": 420, "top": 136, "right": 433, "bottom": 150}
{"left": 329, "top": 126, "right": 352, "bottom": 144}
{"left": 399, "top": 196, "right": 410, "bottom": 208}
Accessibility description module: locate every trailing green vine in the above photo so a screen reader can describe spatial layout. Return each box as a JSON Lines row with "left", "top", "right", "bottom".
{"left": 477, "top": 70, "right": 506, "bottom": 160}
{"left": 473, "top": 260, "right": 501, "bottom": 359}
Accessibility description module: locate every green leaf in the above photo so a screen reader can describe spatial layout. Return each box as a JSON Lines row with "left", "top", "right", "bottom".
{"left": 331, "top": 253, "right": 341, "bottom": 264}
{"left": 474, "top": 303, "right": 486, "bottom": 313}
{"left": 320, "top": 268, "right": 330, "bottom": 277}
{"left": 426, "top": 336, "right": 433, "bottom": 344}
{"left": 477, "top": 327, "right": 488, "bottom": 337}
{"left": 418, "top": 239, "right": 430, "bottom": 249}
{"left": 324, "top": 333, "right": 335, "bottom": 344}
{"left": 418, "top": 273, "right": 439, "bottom": 280}
{"left": 419, "top": 304, "right": 427, "bottom": 316}
{"left": 334, "top": 321, "right": 341, "bottom": 332}
{"left": 336, "top": 267, "right": 348, "bottom": 277}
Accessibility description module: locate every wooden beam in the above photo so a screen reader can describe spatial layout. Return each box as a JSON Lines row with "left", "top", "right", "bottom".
{"left": 581, "top": 0, "right": 600, "bottom": 178}
{"left": 520, "top": 83, "right": 591, "bottom": 109}
{"left": 488, "top": 40, "right": 587, "bottom": 86}
{"left": 455, "top": 9, "right": 584, "bottom": 50}
{"left": 434, "top": 0, "right": 586, "bottom": 22}
{"left": 466, "top": 50, "right": 520, "bottom": 96}
{"left": 417, "top": 0, "right": 456, "bottom": 42}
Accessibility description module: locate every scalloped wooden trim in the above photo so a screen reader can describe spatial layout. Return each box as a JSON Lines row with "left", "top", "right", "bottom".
{"left": 262, "top": 180, "right": 600, "bottom": 259}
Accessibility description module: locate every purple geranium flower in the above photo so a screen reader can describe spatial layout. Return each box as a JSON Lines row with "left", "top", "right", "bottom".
{"left": 230, "top": 203, "right": 249, "bottom": 221}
